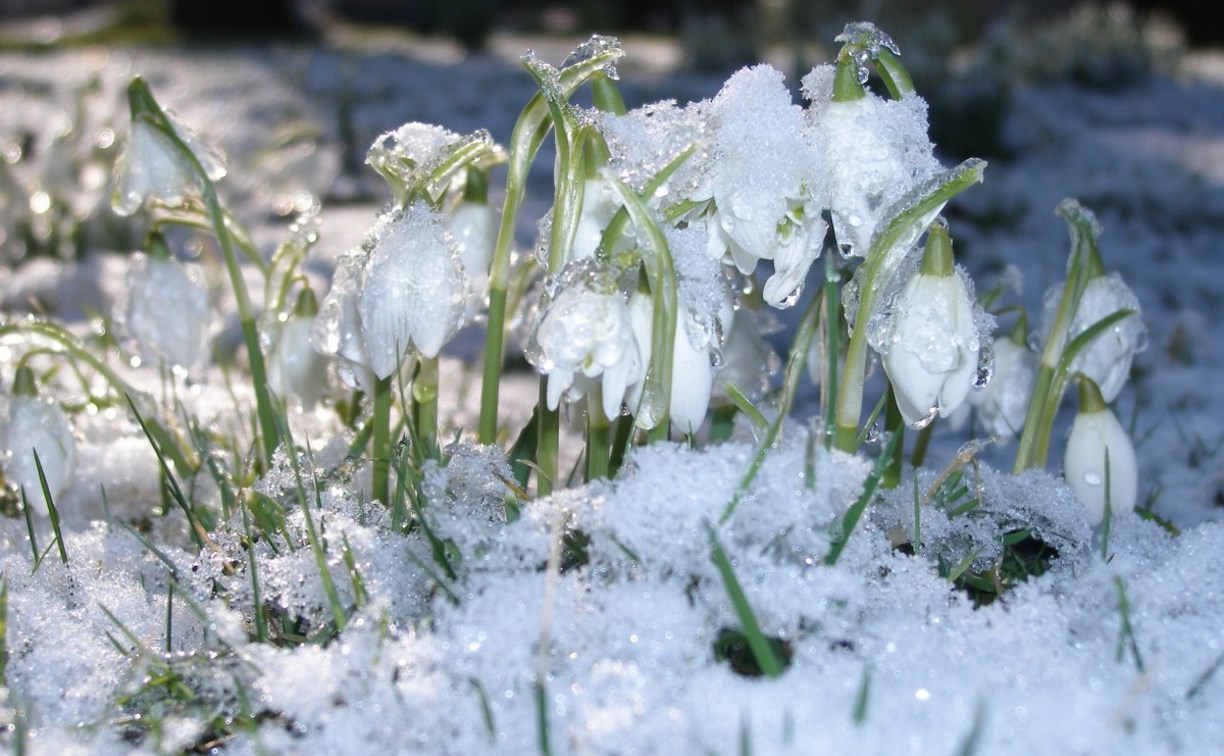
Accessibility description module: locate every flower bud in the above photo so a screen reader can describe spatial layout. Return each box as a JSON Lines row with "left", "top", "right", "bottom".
{"left": 967, "top": 327, "right": 1036, "bottom": 438}
{"left": 1063, "top": 377, "right": 1137, "bottom": 526}
{"left": 269, "top": 288, "right": 329, "bottom": 408}
{"left": 879, "top": 226, "right": 981, "bottom": 428}
{"left": 120, "top": 252, "right": 215, "bottom": 373}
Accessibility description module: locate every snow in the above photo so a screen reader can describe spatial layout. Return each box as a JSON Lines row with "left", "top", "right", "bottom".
{"left": 1, "top": 24, "right": 1224, "bottom": 756}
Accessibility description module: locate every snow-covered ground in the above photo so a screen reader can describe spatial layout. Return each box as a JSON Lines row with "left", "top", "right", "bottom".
{"left": 1, "top": 24, "right": 1223, "bottom": 754}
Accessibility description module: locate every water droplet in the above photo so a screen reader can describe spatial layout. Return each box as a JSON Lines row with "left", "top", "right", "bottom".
{"left": 1084, "top": 472, "right": 1102, "bottom": 486}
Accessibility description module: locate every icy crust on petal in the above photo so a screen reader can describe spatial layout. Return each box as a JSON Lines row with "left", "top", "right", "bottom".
{"left": 1039, "top": 272, "right": 1146, "bottom": 402}
{"left": 359, "top": 203, "right": 469, "bottom": 374}
{"left": 311, "top": 247, "right": 375, "bottom": 391}
{"left": 120, "top": 253, "right": 215, "bottom": 373}
{"left": 599, "top": 100, "right": 708, "bottom": 200}
{"left": 668, "top": 223, "right": 729, "bottom": 351}
{"left": 873, "top": 465, "right": 1092, "bottom": 574}
{"left": 112, "top": 114, "right": 226, "bottom": 216}
{"left": 0, "top": 394, "right": 75, "bottom": 515}
{"left": 804, "top": 65, "right": 941, "bottom": 259}
{"left": 366, "top": 123, "right": 495, "bottom": 201}
{"left": 706, "top": 66, "right": 825, "bottom": 279}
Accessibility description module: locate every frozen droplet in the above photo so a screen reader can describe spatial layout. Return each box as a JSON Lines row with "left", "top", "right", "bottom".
{"left": 1083, "top": 472, "right": 1102, "bottom": 486}
{"left": 973, "top": 337, "right": 995, "bottom": 390}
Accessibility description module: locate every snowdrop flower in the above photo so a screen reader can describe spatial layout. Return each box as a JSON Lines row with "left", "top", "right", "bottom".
{"left": 712, "top": 308, "right": 780, "bottom": 405}
{"left": 966, "top": 330, "right": 1036, "bottom": 438}
{"left": 311, "top": 248, "right": 377, "bottom": 392}
{"left": 527, "top": 262, "right": 641, "bottom": 420}
{"left": 1, "top": 369, "right": 74, "bottom": 517}
{"left": 802, "top": 64, "right": 941, "bottom": 260}
{"left": 1064, "top": 377, "right": 1137, "bottom": 526}
{"left": 571, "top": 177, "right": 621, "bottom": 262}
{"left": 879, "top": 226, "right": 981, "bottom": 428}
{"left": 1040, "top": 272, "right": 1145, "bottom": 402}
{"left": 358, "top": 203, "right": 470, "bottom": 378}
{"left": 268, "top": 288, "right": 329, "bottom": 408}
{"left": 702, "top": 65, "right": 826, "bottom": 308}
{"left": 447, "top": 198, "right": 497, "bottom": 317}
{"left": 120, "top": 246, "right": 215, "bottom": 373}
{"left": 623, "top": 288, "right": 729, "bottom": 436}
{"left": 112, "top": 81, "right": 226, "bottom": 216}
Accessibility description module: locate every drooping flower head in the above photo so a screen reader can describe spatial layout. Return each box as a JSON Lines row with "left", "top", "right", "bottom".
{"left": 1038, "top": 271, "right": 1146, "bottom": 403}
{"left": 526, "top": 259, "right": 642, "bottom": 421}
{"left": 112, "top": 78, "right": 226, "bottom": 216}
{"left": 268, "top": 287, "right": 329, "bottom": 408}
{"left": 119, "top": 245, "right": 216, "bottom": 374}
{"left": 700, "top": 65, "right": 827, "bottom": 308}
{"left": 802, "top": 63, "right": 941, "bottom": 260}
{"left": 357, "top": 203, "right": 470, "bottom": 377}
{"left": 966, "top": 330, "right": 1037, "bottom": 438}
{"left": 876, "top": 224, "right": 989, "bottom": 428}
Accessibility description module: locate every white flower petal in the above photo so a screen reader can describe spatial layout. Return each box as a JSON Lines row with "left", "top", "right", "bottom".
{"left": 1064, "top": 407, "right": 1138, "bottom": 526}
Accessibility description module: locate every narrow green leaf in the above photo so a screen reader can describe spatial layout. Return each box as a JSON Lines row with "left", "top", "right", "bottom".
{"left": 706, "top": 523, "right": 785, "bottom": 679}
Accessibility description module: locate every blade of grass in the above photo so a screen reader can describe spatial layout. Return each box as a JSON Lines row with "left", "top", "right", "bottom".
{"left": 852, "top": 667, "right": 871, "bottom": 725}
{"left": 825, "top": 429, "right": 901, "bottom": 566}
{"left": 125, "top": 395, "right": 205, "bottom": 550}
{"left": 1114, "top": 575, "right": 1144, "bottom": 672}
{"left": 706, "top": 522, "right": 785, "bottom": 679}
{"left": 33, "top": 449, "right": 68, "bottom": 565}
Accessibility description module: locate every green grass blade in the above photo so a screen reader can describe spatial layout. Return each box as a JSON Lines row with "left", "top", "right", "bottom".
{"left": 32, "top": 449, "right": 68, "bottom": 565}
{"left": 125, "top": 395, "right": 205, "bottom": 550}
{"left": 825, "top": 429, "right": 901, "bottom": 566}
{"left": 706, "top": 523, "right": 785, "bottom": 679}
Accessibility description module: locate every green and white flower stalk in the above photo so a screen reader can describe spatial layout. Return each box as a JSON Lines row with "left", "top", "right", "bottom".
{"left": 114, "top": 78, "right": 280, "bottom": 466}
{"left": 1014, "top": 200, "right": 1142, "bottom": 471}
{"left": 1064, "top": 376, "right": 1137, "bottom": 526}
{"left": 478, "top": 36, "right": 626, "bottom": 444}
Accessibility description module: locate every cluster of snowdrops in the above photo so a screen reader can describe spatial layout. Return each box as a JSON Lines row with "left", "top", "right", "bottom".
{"left": 2, "top": 24, "right": 1146, "bottom": 557}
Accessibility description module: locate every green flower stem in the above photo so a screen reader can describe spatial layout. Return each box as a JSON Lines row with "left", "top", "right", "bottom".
{"left": 832, "top": 54, "right": 867, "bottom": 102}
{"left": 537, "top": 380, "right": 559, "bottom": 496}
{"left": 1013, "top": 200, "right": 1101, "bottom": 472}
{"left": 412, "top": 355, "right": 440, "bottom": 461}
{"left": 478, "top": 44, "right": 625, "bottom": 444}
{"left": 371, "top": 375, "right": 393, "bottom": 507}
{"left": 585, "top": 389, "right": 611, "bottom": 482}
{"left": 128, "top": 78, "right": 279, "bottom": 467}
{"left": 604, "top": 178, "right": 677, "bottom": 435}
{"left": 883, "top": 389, "right": 904, "bottom": 489}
